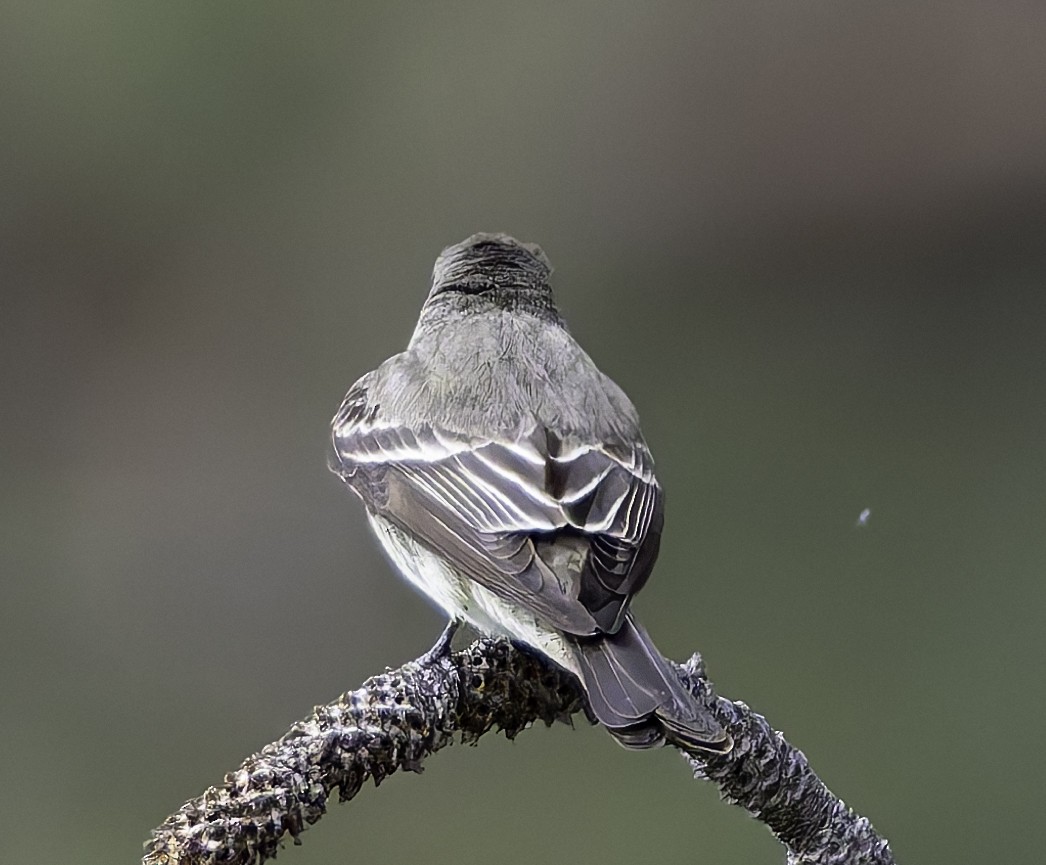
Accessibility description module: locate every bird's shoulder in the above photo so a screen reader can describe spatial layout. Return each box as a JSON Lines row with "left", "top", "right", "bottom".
{"left": 332, "top": 308, "right": 648, "bottom": 461}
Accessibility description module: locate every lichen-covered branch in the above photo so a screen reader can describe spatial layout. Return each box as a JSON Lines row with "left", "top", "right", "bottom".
{"left": 142, "top": 639, "right": 582, "bottom": 865}
{"left": 142, "top": 639, "right": 895, "bottom": 865}
{"left": 677, "top": 656, "right": 896, "bottom": 864}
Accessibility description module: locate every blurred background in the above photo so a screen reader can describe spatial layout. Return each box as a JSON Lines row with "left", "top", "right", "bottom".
{"left": 2, "top": 2, "right": 1044, "bottom": 863}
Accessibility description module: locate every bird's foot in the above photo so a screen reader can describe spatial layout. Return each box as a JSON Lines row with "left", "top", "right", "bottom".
{"left": 418, "top": 618, "right": 461, "bottom": 666}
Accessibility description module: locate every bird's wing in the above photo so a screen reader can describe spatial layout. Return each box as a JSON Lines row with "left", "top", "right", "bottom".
{"left": 330, "top": 376, "right": 663, "bottom": 636}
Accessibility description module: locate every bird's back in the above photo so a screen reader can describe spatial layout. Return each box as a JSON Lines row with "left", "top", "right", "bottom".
{"left": 385, "top": 301, "right": 645, "bottom": 450}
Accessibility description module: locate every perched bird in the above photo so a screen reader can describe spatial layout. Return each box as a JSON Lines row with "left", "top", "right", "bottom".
{"left": 329, "top": 233, "right": 730, "bottom": 754}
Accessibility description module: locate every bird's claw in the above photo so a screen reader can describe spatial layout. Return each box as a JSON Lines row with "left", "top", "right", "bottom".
{"left": 418, "top": 618, "right": 461, "bottom": 666}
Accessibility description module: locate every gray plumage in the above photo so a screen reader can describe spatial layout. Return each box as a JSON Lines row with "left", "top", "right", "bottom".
{"left": 329, "top": 233, "right": 730, "bottom": 754}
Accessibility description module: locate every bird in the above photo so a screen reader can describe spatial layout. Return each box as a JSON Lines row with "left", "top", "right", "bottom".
{"left": 329, "top": 233, "right": 731, "bottom": 754}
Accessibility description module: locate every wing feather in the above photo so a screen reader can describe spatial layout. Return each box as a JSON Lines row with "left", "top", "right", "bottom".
{"left": 330, "top": 377, "right": 663, "bottom": 636}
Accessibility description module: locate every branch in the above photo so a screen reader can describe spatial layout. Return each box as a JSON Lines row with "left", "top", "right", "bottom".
{"left": 142, "top": 639, "right": 895, "bottom": 865}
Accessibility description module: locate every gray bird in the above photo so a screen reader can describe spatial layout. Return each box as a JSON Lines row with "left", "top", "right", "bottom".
{"left": 329, "top": 233, "right": 730, "bottom": 754}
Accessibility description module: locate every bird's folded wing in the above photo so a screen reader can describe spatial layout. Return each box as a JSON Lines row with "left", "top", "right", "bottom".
{"left": 330, "top": 378, "right": 662, "bottom": 636}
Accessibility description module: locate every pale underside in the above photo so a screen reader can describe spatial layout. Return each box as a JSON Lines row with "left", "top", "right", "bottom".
{"left": 368, "top": 512, "right": 582, "bottom": 675}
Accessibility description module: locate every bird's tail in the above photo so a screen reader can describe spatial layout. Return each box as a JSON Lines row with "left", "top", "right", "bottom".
{"left": 573, "top": 616, "right": 732, "bottom": 754}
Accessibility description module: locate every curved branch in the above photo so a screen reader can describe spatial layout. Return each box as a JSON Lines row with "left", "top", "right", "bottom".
{"left": 142, "top": 639, "right": 895, "bottom": 865}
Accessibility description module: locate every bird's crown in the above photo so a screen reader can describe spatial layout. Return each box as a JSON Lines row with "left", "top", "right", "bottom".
{"left": 428, "top": 233, "right": 553, "bottom": 298}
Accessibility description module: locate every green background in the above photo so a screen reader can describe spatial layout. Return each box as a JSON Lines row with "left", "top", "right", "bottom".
{"left": 3, "top": 3, "right": 1044, "bottom": 863}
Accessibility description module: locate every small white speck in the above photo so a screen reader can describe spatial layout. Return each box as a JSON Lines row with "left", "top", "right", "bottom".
{"left": 855, "top": 508, "right": 872, "bottom": 528}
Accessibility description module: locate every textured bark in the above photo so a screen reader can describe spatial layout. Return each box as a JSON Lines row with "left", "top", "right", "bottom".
{"left": 142, "top": 639, "right": 895, "bottom": 865}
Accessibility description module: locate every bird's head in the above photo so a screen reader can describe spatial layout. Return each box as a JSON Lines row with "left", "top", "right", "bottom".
{"left": 425, "top": 233, "right": 555, "bottom": 307}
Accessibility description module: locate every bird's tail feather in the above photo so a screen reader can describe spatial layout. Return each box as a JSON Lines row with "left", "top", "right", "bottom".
{"left": 574, "top": 616, "right": 731, "bottom": 754}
